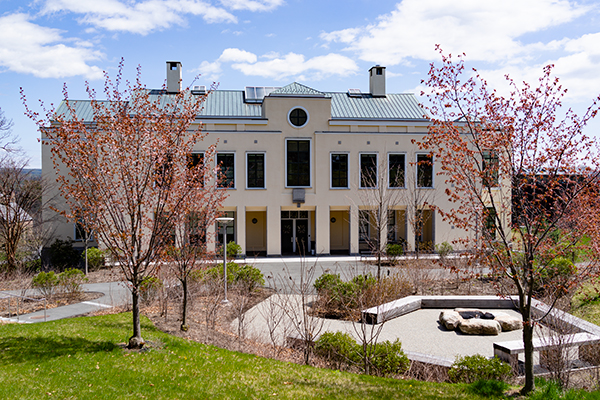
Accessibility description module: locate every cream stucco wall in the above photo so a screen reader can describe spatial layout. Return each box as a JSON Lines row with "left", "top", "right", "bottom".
{"left": 41, "top": 92, "right": 508, "bottom": 257}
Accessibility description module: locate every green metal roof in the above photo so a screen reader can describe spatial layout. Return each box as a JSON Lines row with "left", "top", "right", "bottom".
{"left": 54, "top": 84, "right": 428, "bottom": 122}
{"left": 270, "top": 82, "right": 328, "bottom": 97}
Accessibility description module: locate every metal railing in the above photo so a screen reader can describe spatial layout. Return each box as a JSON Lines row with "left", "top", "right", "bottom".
{"left": 0, "top": 292, "right": 47, "bottom": 322}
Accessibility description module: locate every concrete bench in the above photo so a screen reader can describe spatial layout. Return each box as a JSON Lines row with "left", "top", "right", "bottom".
{"left": 493, "top": 332, "right": 600, "bottom": 371}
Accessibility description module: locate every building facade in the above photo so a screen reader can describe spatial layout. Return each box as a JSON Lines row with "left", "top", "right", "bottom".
{"left": 43, "top": 62, "right": 499, "bottom": 257}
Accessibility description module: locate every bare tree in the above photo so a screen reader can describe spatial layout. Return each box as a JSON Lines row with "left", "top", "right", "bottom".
{"left": 0, "top": 107, "right": 19, "bottom": 153}
{"left": 24, "top": 60, "right": 219, "bottom": 349}
{"left": 420, "top": 47, "right": 600, "bottom": 394}
{"left": 279, "top": 259, "right": 324, "bottom": 365}
{"left": 0, "top": 156, "right": 43, "bottom": 273}
{"left": 355, "top": 157, "right": 405, "bottom": 280}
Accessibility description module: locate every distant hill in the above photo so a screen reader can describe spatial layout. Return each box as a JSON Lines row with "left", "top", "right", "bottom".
{"left": 22, "top": 168, "right": 41, "bottom": 178}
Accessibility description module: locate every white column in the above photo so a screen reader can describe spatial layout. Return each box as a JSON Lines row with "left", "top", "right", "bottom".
{"left": 315, "top": 206, "right": 330, "bottom": 255}
{"left": 267, "top": 206, "right": 281, "bottom": 256}
{"left": 350, "top": 205, "right": 359, "bottom": 255}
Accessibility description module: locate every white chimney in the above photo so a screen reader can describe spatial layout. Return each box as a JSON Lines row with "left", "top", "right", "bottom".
{"left": 369, "top": 65, "right": 386, "bottom": 97}
{"left": 166, "top": 61, "right": 182, "bottom": 93}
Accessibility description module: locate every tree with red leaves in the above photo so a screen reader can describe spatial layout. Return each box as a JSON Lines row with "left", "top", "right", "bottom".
{"left": 24, "top": 60, "right": 225, "bottom": 349}
{"left": 421, "top": 47, "right": 600, "bottom": 394}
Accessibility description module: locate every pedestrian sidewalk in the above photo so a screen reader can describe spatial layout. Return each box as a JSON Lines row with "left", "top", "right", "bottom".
{"left": 0, "top": 282, "right": 130, "bottom": 324}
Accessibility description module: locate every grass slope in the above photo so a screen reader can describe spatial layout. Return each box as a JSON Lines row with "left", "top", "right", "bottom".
{"left": 0, "top": 313, "right": 484, "bottom": 400}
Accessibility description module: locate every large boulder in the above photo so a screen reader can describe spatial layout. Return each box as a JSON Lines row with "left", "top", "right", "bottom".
{"left": 458, "top": 319, "right": 502, "bottom": 335}
{"left": 494, "top": 314, "right": 523, "bottom": 331}
{"left": 439, "top": 310, "right": 463, "bottom": 330}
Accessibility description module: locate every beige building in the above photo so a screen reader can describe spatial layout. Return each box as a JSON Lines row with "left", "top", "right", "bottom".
{"left": 43, "top": 61, "right": 497, "bottom": 257}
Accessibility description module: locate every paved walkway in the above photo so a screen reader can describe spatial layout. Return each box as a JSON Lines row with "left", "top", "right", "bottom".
{"left": 0, "top": 282, "right": 130, "bottom": 323}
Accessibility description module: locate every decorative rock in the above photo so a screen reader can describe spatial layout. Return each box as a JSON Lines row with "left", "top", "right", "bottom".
{"left": 439, "top": 310, "right": 463, "bottom": 330}
{"left": 458, "top": 319, "right": 502, "bottom": 335}
{"left": 494, "top": 314, "right": 523, "bottom": 331}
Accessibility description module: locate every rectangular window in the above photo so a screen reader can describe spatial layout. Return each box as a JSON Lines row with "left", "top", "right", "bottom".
{"left": 331, "top": 153, "right": 349, "bottom": 188}
{"left": 247, "top": 153, "right": 265, "bottom": 189}
{"left": 360, "top": 153, "right": 377, "bottom": 188}
{"left": 187, "top": 211, "right": 206, "bottom": 246}
{"left": 484, "top": 207, "right": 497, "bottom": 240}
{"left": 187, "top": 152, "right": 204, "bottom": 187}
{"left": 387, "top": 210, "right": 396, "bottom": 242}
{"left": 388, "top": 153, "right": 405, "bottom": 188}
{"left": 217, "top": 153, "right": 235, "bottom": 188}
{"left": 482, "top": 151, "right": 499, "bottom": 187}
{"left": 74, "top": 220, "right": 93, "bottom": 242}
{"left": 416, "top": 154, "right": 433, "bottom": 188}
{"left": 359, "top": 210, "right": 371, "bottom": 243}
{"left": 286, "top": 139, "right": 310, "bottom": 187}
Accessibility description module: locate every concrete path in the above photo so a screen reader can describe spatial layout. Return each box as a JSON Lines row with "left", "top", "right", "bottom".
{"left": 0, "top": 282, "right": 130, "bottom": 324}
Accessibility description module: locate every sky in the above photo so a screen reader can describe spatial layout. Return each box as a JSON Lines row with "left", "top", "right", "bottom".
{"left": 2, "top": 0, "right": 600, "bottom": 168}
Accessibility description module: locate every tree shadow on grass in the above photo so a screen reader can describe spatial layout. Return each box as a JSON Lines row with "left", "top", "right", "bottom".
{"left": 0, "top": 335, "right": 117, "bottom": 364}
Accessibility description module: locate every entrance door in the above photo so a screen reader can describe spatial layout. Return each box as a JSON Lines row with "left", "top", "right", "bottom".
{"left": 281, "top": 220, "right": 294, "bottom": 254}
{"left": 295, "top": 219, "right": 308, "bottom": 255}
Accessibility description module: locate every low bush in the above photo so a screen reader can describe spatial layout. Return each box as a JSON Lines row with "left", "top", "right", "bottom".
{"left": 367, "top": 339, "right": 410, "bottom": 377}
{"left": 59, "top": 268, "right": 88, "bottom": 298}
{"left": 448, "top": 354, "right": 511, "bottom": 384}
{"left": 32, "top": 271, "right": 59, "bottom": 298}
{"left": 385, "top": 244, "right": 403, "bottom": 264}
{"left": 313, "top": 272, "right": 413, "bottom": 319}
{"left": 205, "top": 262, "right": 264, "bottom": 292}
{"left": 435, "top": 242, "right": 453, "bottom": 260}
{"left": 226, "top": 242, "right": 242, "bottom": 258}
{"left": 315, "top": 332, "right": 409, "bottom": 377}
{"left": 83, "top": 248, "right": 105, "bottom": 271}
{"left": 315, "top": 331, "right": 357, "bottom": 369}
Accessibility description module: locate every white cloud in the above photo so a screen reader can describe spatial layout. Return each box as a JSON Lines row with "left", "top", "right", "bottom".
{"left": 41, "top": 0, "right": 237, "bottom": 35}
{"left": 0, "top": 13, "right": 103, "bottom": 79}
{"left": 196, "top": 48, "right": 359, "bottom": 82}
{"left": 322, "top": 0, "right": 590, "bottom": 65}
{"left": 219, "top": 48, "right": 257, "bottom": 63}
{"left": 219, "top": 0, "right": 284, "bottom": 12}
{"left": 231, "top": 52, "right": 359, "bottom": 80}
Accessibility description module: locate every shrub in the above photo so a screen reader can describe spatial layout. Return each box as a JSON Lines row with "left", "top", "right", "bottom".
{"left": 32, "top": 271, "right": 59, "bottom": 298}
{"left": 226, "top": 242, "right": 242, "bottom": 258}
{"left": 534, "top": 256, "right": 576, "bottom": 296}
{"left": 82, "top": 248, "right": 105, "bottom": 271}
{"left": 49, "top": 239, "right": 80, "bottom": 270}
{"left": 448, "top": 354, "right": 511, "bottom": 383}
{"left": 385, "top": 244, "right": 403, "bottom": 264}
{"left": 467, "top": 379, "right": 509, "bottom": 398}
{"left": 313, "top": 272, "right": 413, "bottom": 319}
{"left": 205, "top": 262, "right": 264, "bottom": 292}
{"left": 139, "top": 276, "right": 163, "bottom": 303}
{"left": 234, "top": 264, "right": 265, "bottom": 291}
{"left": 367, "top": 339, "right": 410, "bottom": 377}
{"left": 315, "top": 331, "right": 357, "bottom": 369}
{"left": 59, "top": 268, "right": 88, "bottom": 298}
{"left": 314, "top": 273, "right": 343, "bottom": 294}
{"left": 435, "top": 242, "right": 453, "bottom": 259}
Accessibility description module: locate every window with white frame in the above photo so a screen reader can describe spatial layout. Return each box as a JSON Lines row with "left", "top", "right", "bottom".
{"left": 187, "top": 152, "right": 204, "bottom": 186}
{"left": 388, "top": 153, "right": 405, "bottom": 188}
{"left": 416, "top": 153, "right": 433, "bottom": 188}
{"left": 217, "top": 153, "right": 235, "bottom": 188}
{"left": 360, "top": 153, "right": 377, "bottom": 188}
{"left": 247, "top": 153, "right": 265, "bottom": 189}
{"left": 286, "top": 139, "right": 311, "bottom": 187}
{"left": 330, "top": 153, "right": 349, "bottom": 188}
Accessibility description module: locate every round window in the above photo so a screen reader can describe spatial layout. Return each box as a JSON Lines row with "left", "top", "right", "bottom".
{"left": 288, "top": 107, "right": 308, "bottom": 128}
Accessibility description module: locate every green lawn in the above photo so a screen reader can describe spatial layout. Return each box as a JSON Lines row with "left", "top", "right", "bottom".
{"left": 0, "top": 313, "right": 485, "bottom": 399}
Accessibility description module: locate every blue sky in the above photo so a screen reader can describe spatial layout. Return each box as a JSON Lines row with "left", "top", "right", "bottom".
{"left": 2, "top": 0, "right": 600, "bottom": 168}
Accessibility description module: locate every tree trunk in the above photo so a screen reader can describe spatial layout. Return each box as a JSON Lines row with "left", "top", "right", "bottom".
{"left": 521, "top": 304, "right": 535, "bottom": 395}
{"left": 128, "top": 285, "right": 145, "bottom": 349}
{"left": 180, "top": 278, "right": 188, "bottom": 331}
